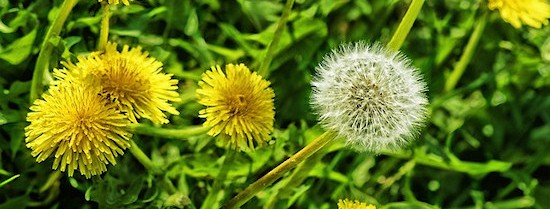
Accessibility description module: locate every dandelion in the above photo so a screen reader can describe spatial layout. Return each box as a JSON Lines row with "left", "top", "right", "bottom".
{"left": 196, "top": 64, "right": 275, "bottom": 151}
{"left": 337, "top": 199, "right": 376, "bottom": 209}
{"left": 488, "top": 0, "right": 550, "bottom": 28}
{"left": 57, "top": 42, "right": 180, "bottom": 124}
{"left": 311, "top": 42, "right": 428, "bottom": 152}
{"left": 25, "top": 81, "right": 132, "bottom": 178}
{"left": 98, "top": 0, "right": 132, "bottom": 5}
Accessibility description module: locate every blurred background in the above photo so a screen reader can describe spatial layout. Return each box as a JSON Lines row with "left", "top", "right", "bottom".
{"left": 1, "top": 0, "right": 550, "bottom": 208}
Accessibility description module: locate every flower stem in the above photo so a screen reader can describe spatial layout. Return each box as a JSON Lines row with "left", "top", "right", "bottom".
{"left": 386, "top": 0, "right": 425, "bottom": 51}
{"left": 257, "top": 0, "right": 294, "bottom": 78}
{"left": 222, "top": 131, "right": 337, "bottom": 209}
{"left": 130, "top": 124, "right": 210, "bottom": 139}
{"left": 98, "top": 2, "right": 110, "bottom": 50}
{"left": 201, "top": 149, "right": 237, "bottom": 209}
{"left": 129, "top": 140, "right": 161, "bottom": 174}
{"left": 444, "top": 13, "right": 487, "bottom": 92}
{"left": 381, "top": 147, "right": 511, "bottom": 176}
{"left": 265, "top": 139, "right": 334, "bottom": 209}
{"left": 27, "top": 171, "right": 61, "bottom": 207}
{"left": 30, "top": 0, "right": 77, "bottom": 102}
{"left": 38, "top": 171, "right": 61, "bottom": 193}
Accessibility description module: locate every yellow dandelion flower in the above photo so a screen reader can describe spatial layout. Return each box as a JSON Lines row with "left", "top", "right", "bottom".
{"left": 98, "top": 0, "right": 132, "bottom": 5}
{"left": 58, "top": 42, "right": 181, "bottom": 124}
{"left": 196, "top": 64, "right": 275, "bottom": 151}
{"left": 337, "top": 199, "right": 376, "bottom": 209}
{"left": 25, "top": 81, "right": 132, "bottom": 178}
{"left": 488, "top": 0, "right": 550, "bottom": 28}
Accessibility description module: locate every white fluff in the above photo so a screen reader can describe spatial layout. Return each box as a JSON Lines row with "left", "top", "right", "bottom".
{"left": 311, "top": 42, "right": 428, "bottom": 152}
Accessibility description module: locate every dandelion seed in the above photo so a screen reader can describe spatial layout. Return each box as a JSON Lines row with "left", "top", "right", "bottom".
{"left": 25, "top": 81, "right": 132, "bottom": 178}
{"left": 98, "top": 0, "right": 132, "bottom": 5}
{"left": 57, "top": 42, "right": 181, "bottom": 124}
{"left": 337, "top": 199, "right": 376, "bottom": 209}
{"left": 311, "top": 42, "right": 428, "bottom": 152}
{"left": 488, "top": 0, "right": 550, "bottom": 28}
{"left": 196, "top": 64, "right": 275, "bottom": 151}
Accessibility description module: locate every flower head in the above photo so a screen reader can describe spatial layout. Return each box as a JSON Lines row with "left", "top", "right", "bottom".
{"left": 57, "top": 42, "right": 180, "bottom": 124}
{"left": 196, "top": 64, "right": 275, "bottom": 151}
{"left": 337, "top": 199, "right": 376, "bottom": 209}
{"left": 98, "top": 0, "right": 132, "bottom": 5}
{"left": 25, "top": 80, "right": 132, "bottom": 178}
{"left": 311, "top": 42, "right": 428, "bottom": 152}
{"left": 488, "top": 0, "right": 550, "bottom": 28}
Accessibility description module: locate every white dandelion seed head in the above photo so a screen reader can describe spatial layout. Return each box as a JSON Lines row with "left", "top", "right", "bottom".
{"left": 311, "top": 42, "right": 429, "bottom": 152}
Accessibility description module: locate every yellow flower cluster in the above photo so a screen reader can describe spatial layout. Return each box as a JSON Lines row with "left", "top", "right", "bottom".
{"left": 196, "top": 64, "right": 275, "bottom": 151}
{"left": 26, "top": 82, "right": 131, "bottom": 178}
{"left": 25, "top": 42, "right": 180, "bottom": 178}
{"left": 337, "top": 199, "right": 376, "bottom": 209}
{"left": 488, "top": 0, "right": 550, "bottom": 28}
{"left": 57, "top": 42, "right": 181, "bottom": 124}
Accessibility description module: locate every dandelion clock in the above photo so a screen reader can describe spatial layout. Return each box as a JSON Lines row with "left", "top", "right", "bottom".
{"left": 311, "top": 42, "right": 428, "bottom": 152}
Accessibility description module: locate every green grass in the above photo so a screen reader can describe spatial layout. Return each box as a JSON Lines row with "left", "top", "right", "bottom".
{"left": 1, "top": 0, "right": 550, "bottom": 208}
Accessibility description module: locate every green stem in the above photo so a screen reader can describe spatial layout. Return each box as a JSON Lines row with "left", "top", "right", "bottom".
{"left": 98, "top": 3, "right": 110, "bottom": 50}
{"left": 131, "top": 124, "right": 210, "bottom": 139}
{"left": 264, "top": 139, "right": 334, "bottom": 209}
{"left": 222, "top": 131, "right": 337, "bottom": 209}
{"left": 192, "top": 33, "right": 215, "bottom": 67}
{"left": 381, "top": 148, "right": 511, "bottom": 176}
{"left": 0, "top": 174, "right": 21, "bottom": 189}
{"left": 38, "top": 171, "right": 61, "bottom": 193}
{"left": 444, "top": 13, "right": 487, "bottom": 92}
{"left": 162, "top": 176, "right": 178, "bottom": 194}
{"left": 379, "top": 160, "right": 416, "bottom": 190}
{"left": 27, "top": 171, "right": 61, "bottom": 207}
{"left": 201, "top": 149, "right": 237, "bottom": 209}
{"left": 386, "top": 0, "right": 425, "bottom": 51}
{"left": 129, "top": 140, "right": 161, "bottom": 174}
{"left": 257, "top": 0, "right": 294, "bottom": 78}
{"left": 30, "top": 0, "right": 77, "bottom": 102}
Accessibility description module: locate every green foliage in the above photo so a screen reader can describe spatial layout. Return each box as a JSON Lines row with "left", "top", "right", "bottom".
{"left": 1, "top": 0, "right": 550, "bottom": 208}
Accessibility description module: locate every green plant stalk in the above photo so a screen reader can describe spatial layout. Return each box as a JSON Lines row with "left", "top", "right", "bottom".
{"left": 0, "top": 174, "right": 20, "bottom": 189}
{"left": 386, "top": 0, "right": 425, "bottom": 51}
{"left": 201, "top": 149, "right": 237, "bottom": 209}
{"left": 264, "top": 138, "right": 334, "bottom": 209}
{"left": 28, "top": 171, "right": 60, "bottom": 207}
{"left": 380, "top": 160, "right": 416, "bottom": 190}
{"left": 381, "top": 148, "right": 511, "bottom": 176}
{"left": 444, "top": 13, "right": 487, "bottom": 92}
{"left": 222, "top": 131, "right": 337, "bottom": 209}
{"left": 131, "top": 124, "right": 210, "bottom": 139}
{"left": 402, "top": 168, "right": 417, "bottom": 202}
{"left": 30, "top": 0, "right": 77, "bottom": 102}
{"left": 27, "top": 184, "right": 59, "bottom": 207}
{"left": 98, "top": 2, "right": 110, "bottom": 50}
{"left": 161, "top": 0, "right": 176, "bottom": 41}
{"left": 458, "top": 196, "right": 534, "bottom": 209}
{"left": 192, "top": 33, "right": 215, "bottom": 67}
{"left": 129, "top": 140, "right": 161, "bottom": 174}
{"left": 257, "top": 0, "right": 294, "bottom": 78}
{"left": 162, "top": 176, "right": 178, "bottom": 193}
{"left": 38, "top": 171, "right": 61, "bottom": 193}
